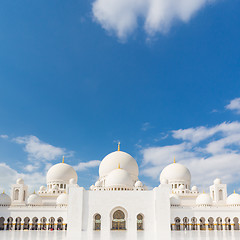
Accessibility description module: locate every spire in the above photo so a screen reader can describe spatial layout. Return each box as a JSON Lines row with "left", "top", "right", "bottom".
{"left": 62, "top": 156, "right": 65, "bottom": 163}
{"left": 118, "top": 142, "right": 120, "bottom": 151}
{"left": 174, "top": 157, "right": 176, "bottom": 163}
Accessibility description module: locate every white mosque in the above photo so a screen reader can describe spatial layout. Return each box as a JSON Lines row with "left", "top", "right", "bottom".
{"left": 0, "top": 144, "right": 240, "bottom": 239}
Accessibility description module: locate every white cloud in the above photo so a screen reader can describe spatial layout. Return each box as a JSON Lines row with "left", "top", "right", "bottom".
{"left": 74, "top": 160, "right": 101, "bottom": 171}
{"left": 226, "top": 98, "right": 240, "bottom": 114}
{"left": 141, "top": 121, "right": 240, "bottom": 190}
{"left": 92, "top": 0, "right": 215, "bottom": 40}
{"left": 141, "top": 122, "right": 152, "bottom": 131}
{"left": 13, "top": 135, "right": 65, "bottom": 162}
{"left": 172, "top": 122, "right": 240, "bottom": 143}
{"left": 0, "top": 135, "right": 8, "bottom": 139}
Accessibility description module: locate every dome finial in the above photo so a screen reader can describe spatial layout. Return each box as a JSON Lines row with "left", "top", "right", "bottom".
{"left": 118, "top": 163, "right": 121, "bottom": 169}
{"left": 3, "top": 190, "right": 5, "bottom": 194}
{"left": 174, "top": 157, "right": 176, "bottom": 163}
{"left": 203, "top": 189, "right": 205, "bottom": 194}
{"left": 62, "top": 156, "right": 65, "bottom": 163}
{"left": 33, "top": 190, "right": 36, "bottom": 194}
{"left": 118, "top": 142, "right": 120, "bottom": 151}
{"left": 234, "top": 189, "right": 236, "bottom": 194}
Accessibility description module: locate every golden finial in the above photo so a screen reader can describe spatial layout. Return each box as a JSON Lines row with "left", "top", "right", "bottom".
{"left": 174, "top": 157, "right": 176, "bottom": 163}
{"left": 234, "top": 190, "right": 236, "bottom": 194}
{"left": 118, "top": 163, "right": 121, "bottom": 169}
{"left": 118, "top": 142, "right": 120, "bottom": 151}
{"left": 33, "top": 190, "right": 36, "bottom": 194}
{"left": 203, "top": 190, "right": 205, "bottom": 194}
{"left": 3, "top": 190, "right": 5, "bottom": 194}
{"left": 62, "top": 156, "right": 65, "bottom": 163}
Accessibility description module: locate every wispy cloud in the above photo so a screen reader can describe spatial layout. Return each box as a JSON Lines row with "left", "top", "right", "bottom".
{"left": 74, "top": 160, "right": 101, "bottom": 171}
{"left": 226, "top": 98, "right": 240, "bottom": 114}
{"left": 0, "top": 135, "right": 8, "bottom": 139}
{"left": 141, "top": 122, "right": 153, "bottom": 131}
{"left": 13, "top": 135, "right": 65, "bottom": 162}
{"left": 92, "top": 0, "right": 216, "bottom": 40}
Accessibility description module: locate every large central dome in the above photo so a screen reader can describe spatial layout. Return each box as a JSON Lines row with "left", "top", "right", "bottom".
{"left": 47, "top": 162, "right": 78, "bottom": 184}
{"left": 99, "top": 151, "right": 139, "bottom": 181}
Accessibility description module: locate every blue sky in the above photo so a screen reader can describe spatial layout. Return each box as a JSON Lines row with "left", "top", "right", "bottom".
{"left": 0, "top": 0, "right": 240, "bottom": 194}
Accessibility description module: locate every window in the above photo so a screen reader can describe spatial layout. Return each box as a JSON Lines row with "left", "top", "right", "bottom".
{"left": 94, "top": 214, "right": 101, "bottom": 230}
{"left": 112, "top": 210, "right": 126, "bottom": 230}
{"left": 137, "top": 214, "right": 143, "bottom": 230}
{"left": 14, "top": 189, "right": 19, "bottom": 200}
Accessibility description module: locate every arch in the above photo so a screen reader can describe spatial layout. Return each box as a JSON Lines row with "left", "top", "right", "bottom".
{"left": 48, "top": 217, "right": 55, "bottom": 230}
{"left": 0, "top": 217, "right": 5, "bottom": 230}
{"left": 200, "top": 217, "right": 206, "bottom": 230}
{"left": 6, "top": 217, "right": 13, "bottom": 230}
{"left": 40, "top": 217, "right": 47, "bottom": 230}
{"left": 15, "top": 217, "right": 21, "bottom": 230}
{"left": 174, "top": 217, "right": 181, "bottom": 231}
{"left": 93, "top": 214, "right": 101, "bottom": 230}
{"left": 216, "top": 217, "right": 223, "bottom": 230}
{"left": 111, "top": 208, "right": 127, "bottom": 230}
{"left": 219, "top": 189, "right": 223, "bottom": 200}
{"left": 23, "top": 217, "right": 30, "bottom": 230}
{"left": 32, "top": 217, "right": 38, "bottom": 230}
{"left": 233, "top": 217, "right": 239, "bottom": 230}
{"left": 14, "top": 189, "right": 19, "bottom": 200}
{"left": 225, "top": 217, "right": 231, "bottom": 230}
{"left": 191, "top": 217, "right": 197, "bottom": 230}
{"left": 208, "top": 217, "right": 214, "bottom": 230}
{"left": 183, "top": 217, "right": 189, "bottom": 230}
{"left": 137, "top": 213, "right": 144, "bottom": 230}
{"left": 57, "top": 217, "right": 63, "bottom": 230}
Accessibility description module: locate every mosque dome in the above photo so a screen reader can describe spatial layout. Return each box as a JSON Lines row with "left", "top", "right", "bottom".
{"left": 27, "top": 193, "right": 43, "bottom": 206}
{"left": 69, "top": 178, "right": 77, "bottom": 185}
{"left": 99, "top": 150, "right": 139, "bottom": 181}
{"left": 227, "top": 192, "right": 240, "bottom": 206}
{"left": 191, "top": 186, "right": 198, "bottom": 192}
{"left": 161, "top": 178, "right": 168, "bottom": 184}
{"left": 105, "top": 168, "right": 133, "bottom": 188}
{"left": 170, "top": 194, "right": 181, "bottom": 206}
{"left": 16, "top": 178, "right": 24, "bottom": 185}
{"left": 196, "top": 193, "right": 213, "bottom": 206}
{"left": 56, "top": 193, "right": 68, "bottom": 206}
{"left": 214, "top": 178, "right": 222, "bottom": 185}
{"left": 179, "top": 184, "right": 186, "bottom": 190}
{"left": 160, "top": 162, "right": 191, "bottom": 186}
{"left": 39, "top": 186, "right": 46, "bottom": 191}
{"left": 0, "top": 193, "right": 11, "bottom": 206}
{"left": 135, "top": 180, "right": 143, "bottom": 188}
{"left": 95, "top": 180, "right": 102, "bottom": 187}
{"left": 46, "top": 162, "right": 78, "bottom": 184}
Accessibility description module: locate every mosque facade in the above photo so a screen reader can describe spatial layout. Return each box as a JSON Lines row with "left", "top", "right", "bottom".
{"left": 0, "top": 145, "right": 240, "bottom": 238}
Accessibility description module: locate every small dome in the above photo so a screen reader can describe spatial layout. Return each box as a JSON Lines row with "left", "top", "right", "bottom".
{"left": 196, "top": 193, "right": 213, "bottom": 206}
{"left": 135, "top": 180, "right": 143, "bottom": 188}
{"left": 95, "top": 180, "right": 102, "bottom": 187}
{"left": 214, "top": 178, "right": 222, "bottom": 185}
{"left": 47, "top": 163, "right": 78, "bottom": 184}
{"left": 39, "top": 186, "right": 46, "bottom": 191}
{"left": 16, "top": 178, "right": 24, "bottom": 185}
{"left": 105, "top": 168, "right": 133, "bottom": 188}
{"left": 179, "top": 184, "right": 186, "bottom": 190}
{"left": 27, "top": 193, "right": 43, "bottom": 206}
{"left": 90, "top": 185, "right": 95, "bottom": 190}
{"left": 160, "top": 162, "right": 191, "bottom": 185}
{"left": 191, "top": 186, "right": 198, "bottom": 192}
{"left": 99, "top": 151, "right": 139, "bottom": 181}
{"left": 52, "top": 185, "right": 59, "bottom": 190}
{"left": 227, "top": 192, "right": 240, "bottom": 206}
{"left": 161, "top": 178, "right": 168, "bottom": 184}
{"left": 170, "top": 194, "right": 181, "bottom": 206}
{"left": 69, "top": 178, "right": 77, "bottom": 185}
{"left": 56, "top": 193, "right": 68, "bottom": 206}
{"left": 0, "top": 193, "right": 11, "bottom": 206}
